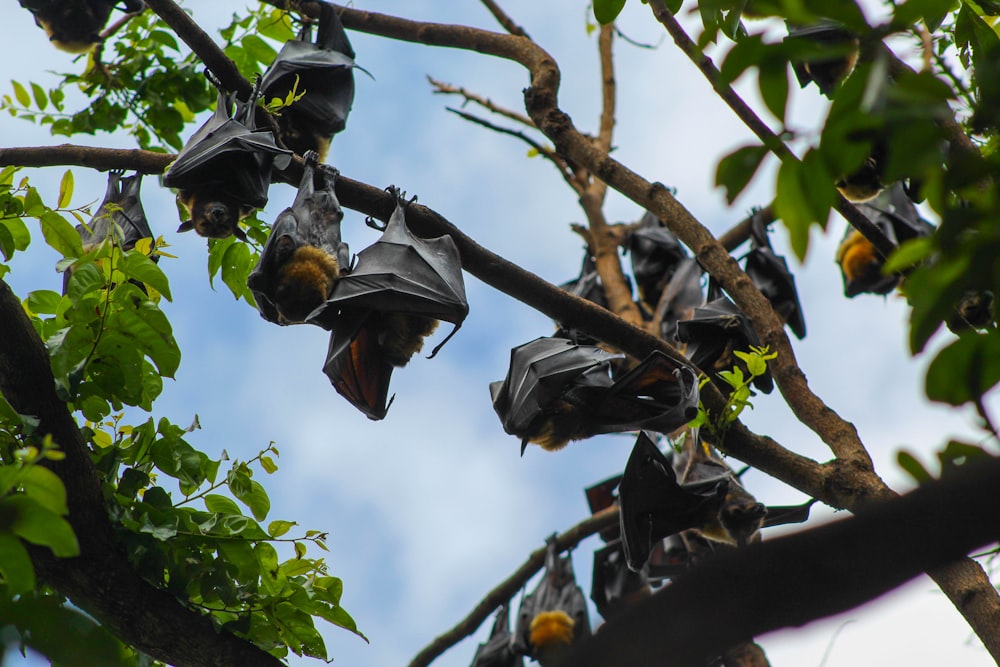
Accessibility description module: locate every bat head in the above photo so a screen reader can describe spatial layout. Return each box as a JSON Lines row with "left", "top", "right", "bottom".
{"left": 715, "top": 491, "right": 767, "bottom": 547}
{"left": 22, "top": 0, "right": 116, "bottom": 53}
{"left": 177, "top": 189, "right": 253, "bottom": 240}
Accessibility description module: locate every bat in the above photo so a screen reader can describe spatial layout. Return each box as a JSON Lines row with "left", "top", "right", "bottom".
{"left": 947, "top": 290, "right": 995, "bottom": 333}
{"left": 785, "top": 20, "right": 859, "bottom": 98}
{"left": 260, "top": 1, "right": 360, "bottom": 161}
{"left": 675, "top": 292, "right": 773, "bottom": 393}
{"left": 19, "top": 0, "right": 143, "bottom": 53}
{"left": 590, "top": 540, "right": 650, "bottom": 622}
{"left": 64, "top": 169, "right": 155, "bottom": 294}
{"left": 627, "top": 211, "right": 688, "bottom": 307}
{"left": 163, "top": 81, "right": 293, "bottom": 240}
{"left": 653, "top": 256, "right": 705, "bottom": 342}
{"left": 512, "top": 537, "right": 590, "bottom": 666}
{"left": 643, "top": 530, "right": 718, "bottom": 580}
{"left": 247, "top": 150, "right": 349, "bottom": 324}
{"left": 836, "top": 138, "right": 887, "bottom": 203}
{"left": 836, "top": 182, "right": 934, "bottom": 298}
{"left": 489, "top": 337, "right": 700, "bottom": 453}
{"left": 743, "top": 212, "right": 806, "bottom": 339}
{"left": 308, "top": 188, "right": 468, "bottom": 418}
{"left": 471, "top": 602, "right": 523, "bottom": 667}
{"left": 553, "top": 251, "right": 612, "bottom": 345}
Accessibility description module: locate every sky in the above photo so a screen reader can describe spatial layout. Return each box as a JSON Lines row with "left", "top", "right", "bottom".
{"left": 1, "top": 1, "right": 998, "bottom": 667}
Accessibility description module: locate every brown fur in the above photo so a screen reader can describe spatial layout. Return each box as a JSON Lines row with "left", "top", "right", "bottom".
{"left": 378, "top": 313, "right": 438, "bottom": 367}
{"left": 836, "top": 229, "right": 897, "bottom": 297}
{"left": 274, "top": 245, "right": 340, "bottom": 323}
{"left": 177, "top": 189, "right": 255, "bottom": 240}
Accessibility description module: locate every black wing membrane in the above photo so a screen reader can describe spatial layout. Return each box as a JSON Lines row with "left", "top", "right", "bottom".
{"left": 471, "top": 602, "right": 523, "bottom": 667}
{"left": 627, "top": 211, "right": 688, "bottom": 307}
{"left": 260, "top": 1, "right": 360, "bottom": 159}
{"left": 64, "top": 169, "right": 155, "bottom": 294}
{"left": 676, "top": 293, "right": 774, "bottom": 393}
{"left": 654, "top": 256, "right": 705, "bottom": 342}
{"left": 785, "top": 19, "right": 860, "bottom": 98}
{"left": 321, "top": 308, "right": 396, "bottom": 421}
{"left": 512, "top": 538, "right": 591, "bottom": 665}
{"left": 743, "top": 212, "right": 806, "bottom": 339}
{"left": 247, "top": 150, "right": 349, "bottom": 324}
{"left": 590, "top": 540, "right": 650, "bottom": 622}
{"left": 163, "top": 86, "right": 293, "bottom": 239}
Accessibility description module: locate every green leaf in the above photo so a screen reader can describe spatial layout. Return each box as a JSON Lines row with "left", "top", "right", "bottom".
{"left": 925, "top": 331, "right": 1000, "bottom": 405}
{"left": 897, "top": 450, "right": 932, "bottom": 483}
{"left": 57, "top": 171, "right": 74, "bottom": 209}
{"left": 19, "top": 466, "right": 68, "bottom": 515}
{"left": 12, "top": 80, "right": 30, "bottom": 107}
{"left": 758, "top": 57, "right": 789, "bottom": 122}
{"left": 0, "top": 533, "right": 36, "bottom": 594}
{"left": 39, "top": 210, "right": 84, "bottom": 258}
{"left": 122, "top": 252, "right": 172, "bottom": 301}
{"left": 220, "top": 239, "right": 251, "bottom": 299}
{"left": 716, "top": 144, "right": 768, "bottom": 204}
{"left": 260, "top": 455, "right": 278, "bottom": 474}
{"left": 269, "top": 519, "right": 296, "bottom": 538}
{"left": 594, "top": 0, "right": 628, "bottom": 24}
{"left": 256, "top": 542, "right": 284, "bottom": 596}
{"left": 1, "top": 215, "right": 31, "bottom": 252}
{"left": 25, "top": 290, "right": 62, "bottom": 316}
{"left": 1, "top": 495, "right": 79, "bottom": 557}
{"left": 204, "top": 493, "right": 242, "bottom": 515}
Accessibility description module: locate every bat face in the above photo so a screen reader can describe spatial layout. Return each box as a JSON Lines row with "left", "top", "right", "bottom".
{"left": 260, "top": 2, "right": 358, "bottom": 160}
{"left": 512, "top": 539, "right": 590, "bottom": 665}
{"left": 785, "top": 20, "right": 860, "bottom": 98}
{"left": 471, "top": 602, "right": 523, "bottom": 667}
{"left": 491, "top": 338, "right": 699, "bottom": 452}
{"left": 676, "top": 296, "right": 773, "bottom": 393}
{"left": 19, "top": 0, "right": 138, "bottom": 53}
{"left": 248, "top": 151, "right": 348, "bottom": 324}
{"left": 627, "top": 211, "right": 688, "bottom": 306}
{"left": 744, "top": 214, "right": 806, "bottom": 339}
{"left": 164, "top": 89, "right": 293, "bottom": 239}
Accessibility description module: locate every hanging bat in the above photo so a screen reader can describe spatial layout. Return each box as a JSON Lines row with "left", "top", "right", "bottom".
{"left": 512, "top": 537, "right": 590, "bottom": 666}
{"left": 743, "top": 211, "right": 806, "bottom": 339}
{"left": 308, "top": 188, "right": 468, "bottom": 418}
{"left": 471, "top": 602, "right": 523, "bottom": 667}
{"left": 836, "top": 138, "right": 888, "bottom": 203}
{"left": 260, "top": 1, "right": 360, "bottom": 161}
{"left": 643, "top": 530, "right": 718, "bottom": 580}
{"left": 591, "top": 540, "right": 650, "bottom": 622}
{"left": 64, "top": 169, "right": 155, "bottom": 294}
{"left": 19, "top": 0, "right": 144, "bottom": 53}
{"left": 785, "top": 20, "right": 859, "bottom": 99}
{"left": 489, "top": 337, "right": 700, "bottom": 453}
{"left": 653, "top": 256, "right": 705, "bottom": 342}
{"left": 163, "top": 81, "right": 293, "bottom": 240}
{"left": 247, "top": 150, "right": 349, "bottom": 324}
{"left": 627, "top": 211, "right": 688, "bottom": 307}
{"left": 675, "top": 293, "right": 773, "bottom": 393}
{"left": 836, "top": 182, "right": 934, "bottom": 298}
{"left": 552, "top": 251, "right": 612, "bottom": 345}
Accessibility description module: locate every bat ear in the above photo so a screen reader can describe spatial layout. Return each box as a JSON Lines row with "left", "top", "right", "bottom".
{"left": 176, "top": 220, "right": 195, "bottom": 234}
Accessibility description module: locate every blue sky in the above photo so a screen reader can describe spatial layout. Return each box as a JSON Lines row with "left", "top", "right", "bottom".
{"left": 2, "top": 1, "right": 997, "bottom": 666}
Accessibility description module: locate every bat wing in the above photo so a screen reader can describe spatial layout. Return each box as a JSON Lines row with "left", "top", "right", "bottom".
{"left": 584, "top": 475, "right": 623, "bottom": 543}
{"left": 627, "top": 211, "right": 687, "bottom": 303}
{"left": 472, "top": 602, "right": 522, "bottom": 667}
{"left": 261, "top": 40, "right": 357, "bottom": 135}
{"left": 762, "top": 498, "right": 817, "bottom": 528}
{"left": 618, "top": 432, "right": 728, "bottom": 572}
{"left": 322, "top": 308, "right": 395, "bottom": 420}
{"left": 745, "top": 215, "right": 806, "bottom": 339}
{"left": 590, "top": 541, "right": 649, "bottom": 622}
{"left": 319, "top": 194, "right": 468, "bottom": 354}
{"left": 865, "top": 182, "right": 935, "bottom": 243}
{"left": 489, "top": 337, "right": 619, "bottom": 438}
{"left": 598, "top": 351, "right": 700, "bottom": 435}
{"left": 643, "top": 530, "right": 718, "bottom": 580}
{"left": 163, "top": 91, "right": 292, "bottom": 206}
{"left": 656, "top": 256, "right": 705, "bottom": 341}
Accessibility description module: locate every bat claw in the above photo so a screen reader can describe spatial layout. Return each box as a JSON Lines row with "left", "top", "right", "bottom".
{"left": 364, "top": 215, "right": 386, "bottom": 232}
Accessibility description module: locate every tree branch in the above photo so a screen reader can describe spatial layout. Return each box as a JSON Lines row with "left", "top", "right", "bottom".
{"left": 0, "top": 280, "right": 284, "bottom": 667}
{"left": 408, "top": 506, "right": 619, "bottom": 667}
{"left": 428, "top": 76, "right": 537, "bottom": 128}
{"left": 479, "top": 0, "right": 531, "bottom": 39}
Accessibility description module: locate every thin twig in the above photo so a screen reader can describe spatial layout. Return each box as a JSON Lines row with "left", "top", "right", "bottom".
{"left": 479, "top": 0, "right": 530, "bottom": 39}
{"left": 428, "top": 76, "right": 536, "bottom": 128}
{"left": 408, "top": 507, "right": 619, "bottom": 667}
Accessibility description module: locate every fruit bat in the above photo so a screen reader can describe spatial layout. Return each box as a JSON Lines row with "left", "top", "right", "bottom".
{"left": 653, "top": 256, "right": 704, "bottom": 342}
{"left": 260, "top": 1, "right": 359, "bottom": 161}
{"left": 308, "top": 189, "right": 468, "bottom": 418}
{"left": 627, "top": 211, "right": 688, "bottom": 307}
{"left": 163, "top": 82, "right": 293, "bottom": 240}
{"left": 512, "top": 538, "right": 590, "bottom": 665}
{"left": 836, "top": 138, "right": 888, "bottom": 203}
{"left": 19, "top": 0, "right": 143, "bottom": 53}
{"left": 247, "top": 150, "right": 349, "bottom": 324}
{"left": 836, "top": 182, "right": 934, "bottom": 298}
{"left": 471, "top": 602, "right": 523, "bottom": 667}
{"left": 64, "top": 169, "right": 155, "bottom": 294}
{"left": 591, "top": 540, "right": 650, "bottom": 622}
{"left": 743, "top": 212, "right": 806, "bottom": 339}
{"left": 675, "top": 293, "right": 773, "bottom": 394}
{"left": 619, "top": 431, "right": 814, "bottom": 572}
{"left": 489, "top": 337, "right": 700, "bottom": 453}
{"left": 553, "top": 251, "right": 611, "bottom": 345}
{"left": 785, "top": 20, "right": 859, "bottom": 99}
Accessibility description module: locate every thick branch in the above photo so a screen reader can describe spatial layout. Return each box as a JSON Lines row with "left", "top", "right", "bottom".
{"left": 409, "top": 507, "right": 619, "bottom": 667}
{"left": 559, "top": 457, "right": 1000, "bottom": 667}
{"left": 0, "top": 280, "right": 283, "bottom": 667}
